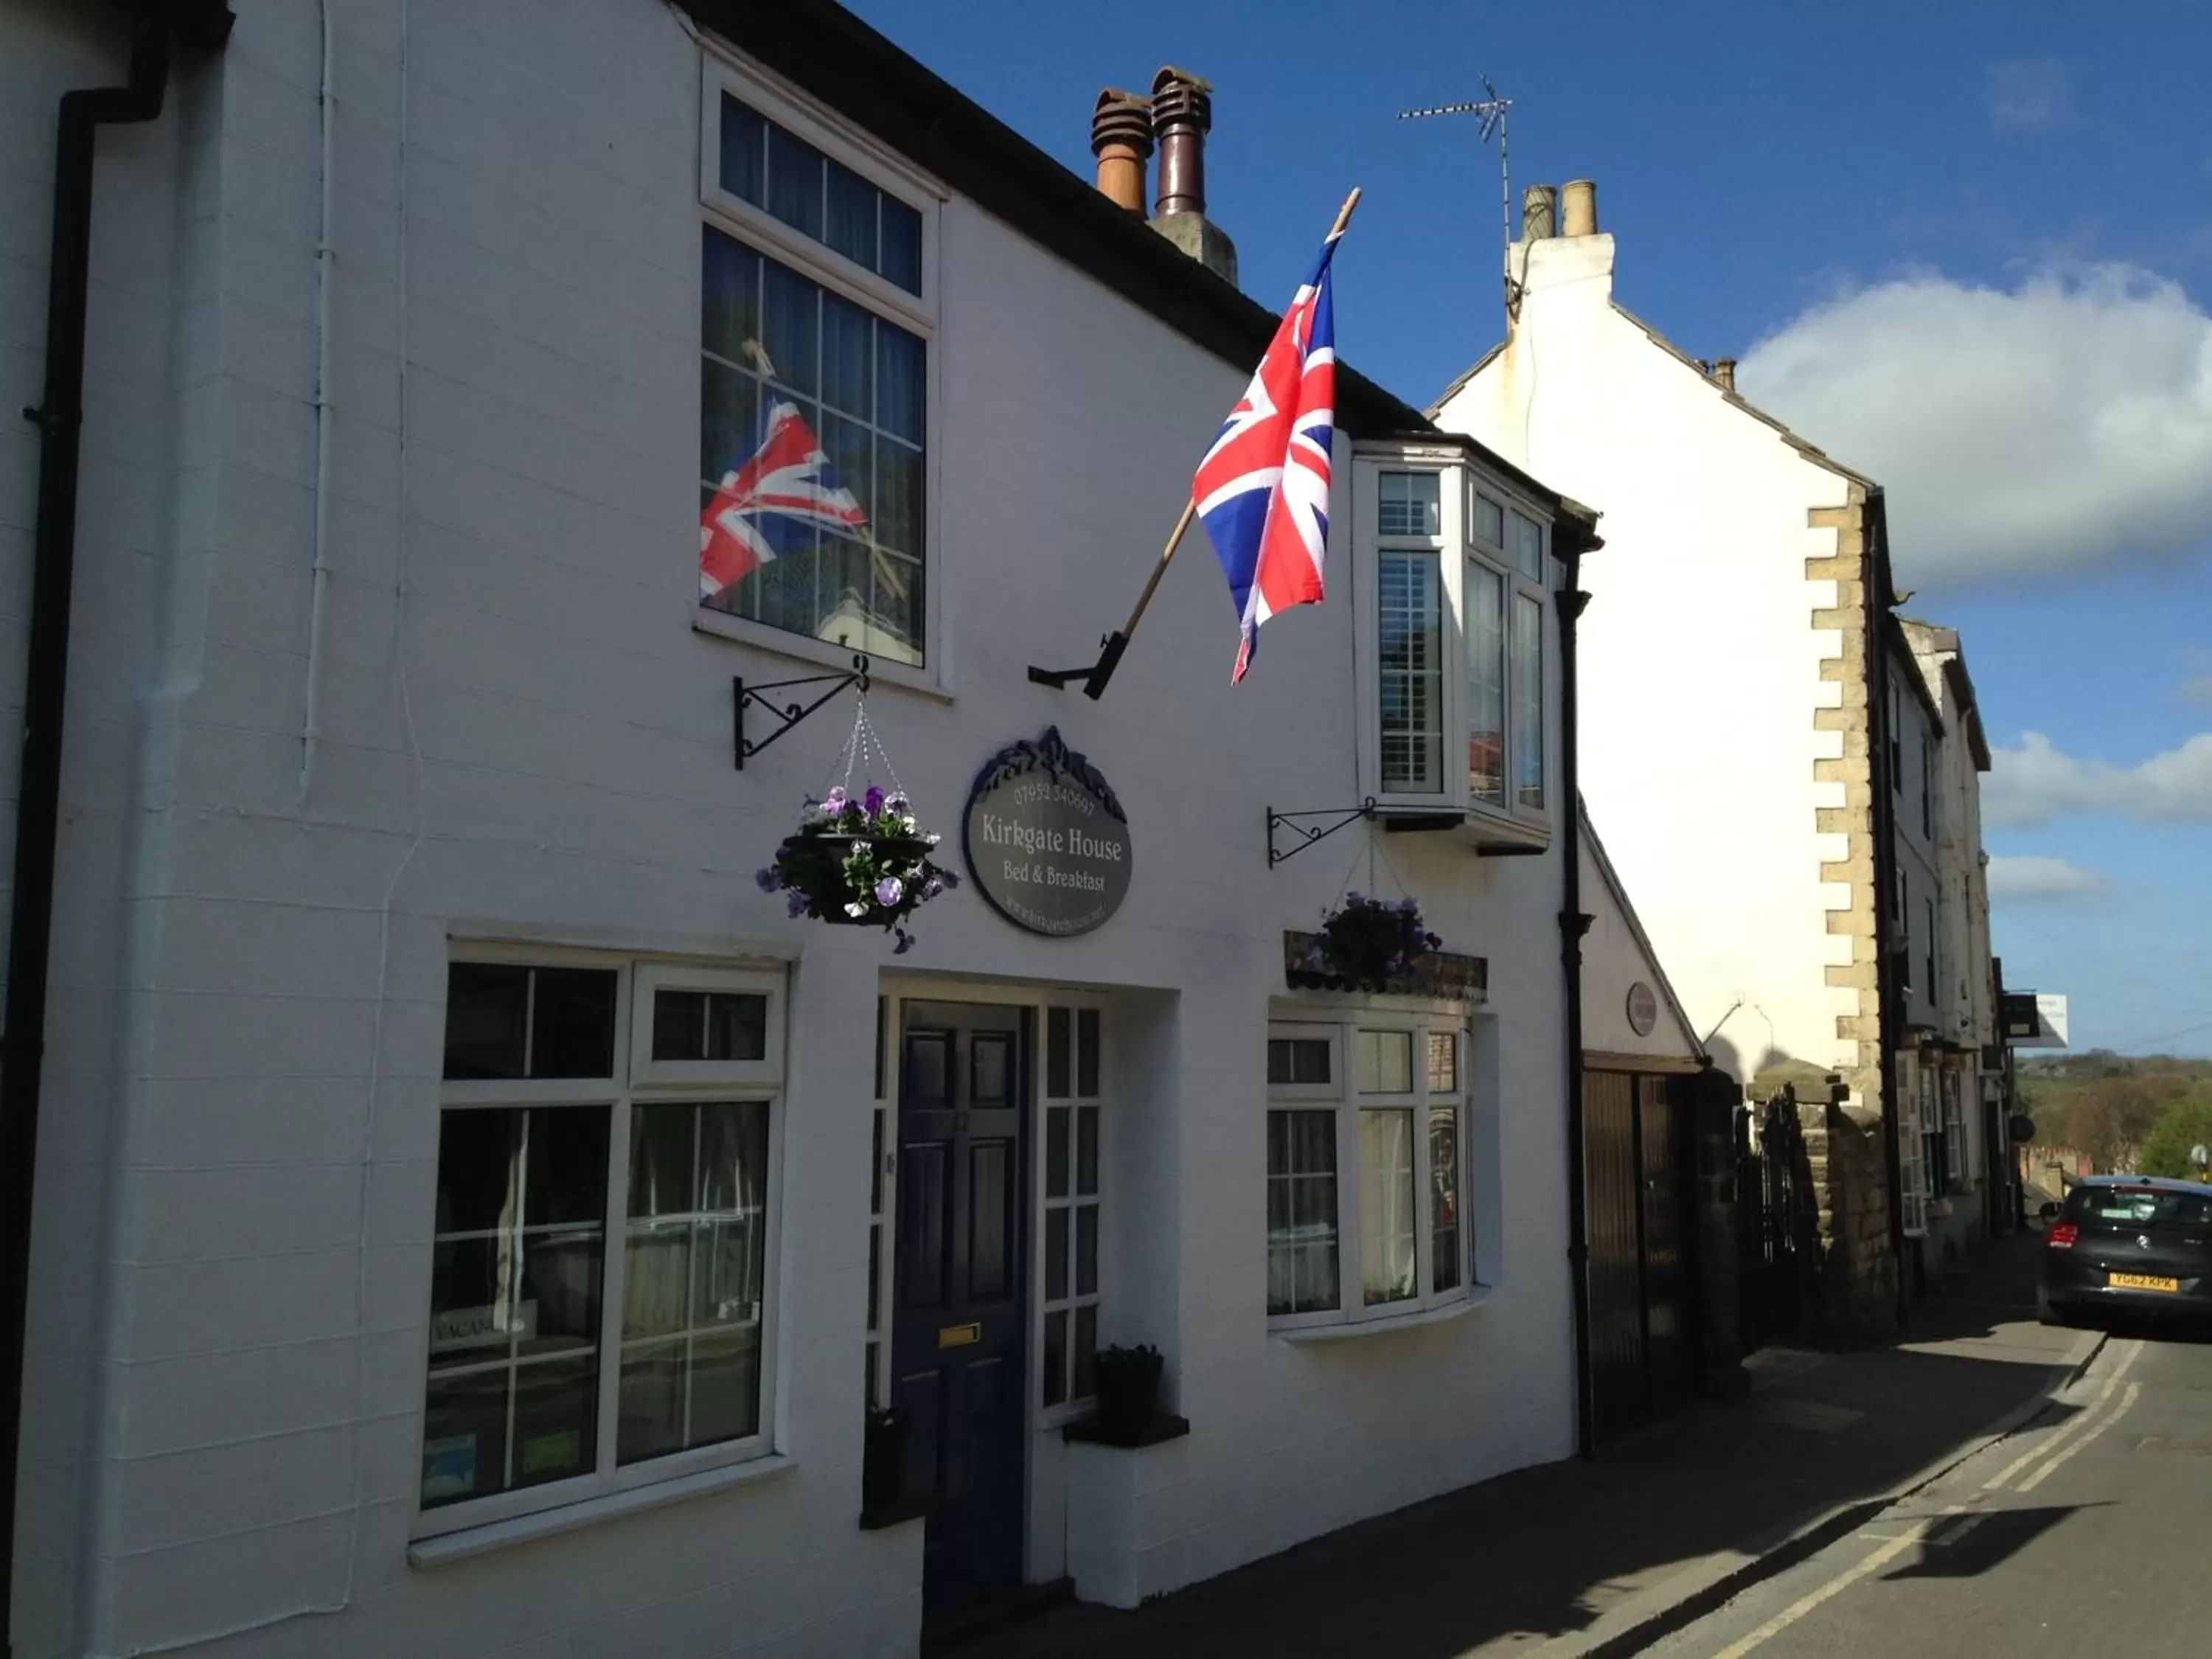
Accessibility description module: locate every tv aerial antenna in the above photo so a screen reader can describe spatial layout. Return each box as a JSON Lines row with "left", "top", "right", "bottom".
{"left": 1397, "top": 76, "right": 1519, "bottom": 328}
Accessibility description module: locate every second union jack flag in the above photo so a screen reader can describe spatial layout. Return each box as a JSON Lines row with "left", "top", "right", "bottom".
{"left": 1191, "top": 226, "right": 1342, "bottom": 683}
{"left": 700, "top": 400, "right": 868, "bottom": 599}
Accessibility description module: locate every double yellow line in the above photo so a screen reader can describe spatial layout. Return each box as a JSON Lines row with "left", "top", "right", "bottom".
{"left": 1707, "top": 1338, "right": 2147, "bottom": 1658}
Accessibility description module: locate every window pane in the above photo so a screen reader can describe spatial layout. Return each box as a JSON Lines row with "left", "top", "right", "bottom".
{"left": 701, "top": 227, "right": 760, "bottom": 366}
{"left": 824, "top": 158, "right": 878, "bottom": 272}
{"left": 433, "top": 1107, "right": 523, "bottom": 1238}
{"left": 1043, "top": 1309, "right": 1068, "bottom": 1408}
{"left": 821, "top": 290, "right": 874, "bottom": 422}
{"left": 866, "top": 1219, "right": 880, "bottom": 1332}
{"left": 1509, "top": 508, "right": 1545, "bottom": 580}
{"left": 1046, "top": 1106, "right": 1070, "bottom": 1199}
{"left": 1266, "top": 1110, "right": 1340, "bottom": 1315}
{"left": 1046, "top": 1207, "right": 1068, "bottom": 1301}
{"left": 1377, "top": 470, "right": 1441, "bottom": 538}
{"left": 1076, "top": 1204, "right": 1098, "bottom": 1295}
{"left": 525, "top": 1108, "right": 612, "bottom": 1228}
{"left": 444, "top": 964, "right": 527, "bottom": 1080}
{"left": 618, "top": 1102, "right": 770, "bottom": 1464}
{"left": 765, "top": 122, "right": 825, "bottom": 241}
{"left": 512, "top": 1353, "right": 597, "bottom": 1489}
{"left": 1046, "top": 1008, "right": 1071, "bottom": 1099}
{"left": 1267, "top": 1037, "right": 1332, "bottom": 1088}
{"left": 1472, "top": 492, "right": 1503, "bottom": 546}
{"left": 1360, "top": 1109, "right": 1418, "bottom": 1306}
{"left": 700, "top": 357, "right": 759, "bottom": 490}
{"left": 759, "top": 258, "right": 819, "bottom": 400}
{"left": 1077, "top": 1009, "right": 1100, "bottom": 1096}
{"left": 422, "top": 1367, "right": 509, "bottom": 1509}
{"left": 1467, "top": 560, "right": 1505, "bottom": 805}
{"left": 1379, "top": 551, "right": 1443, "bottom": 793}
{"left": 1427, "top": 1031, "right": 1458, "bottom": 1096}
{"left": 880, "top": 195, "right": 923, "bottom": 293}
{"left": 718, "top": 94, "right": 767, "bottom": 206}
{"left": 875, "top": 325, "right": 925, "bottom": 445}
{"left": 653, "top": 990, "right": 706, "bottom": 1063}
{"left": 1430, "top": 1106, "right": 1462, "bottom": 1294}
{"left": 1512, "top": 592, "right": 1545, "bottom": 810}
{"left": 1356, "top": 1029, "right": 1413, "bottom": 1095}
{"left": 1077, "top": 1107, "right": 1099, "bottom": 1197}
{"left": 1072, "top": 1305, "right": 1096, "bottom": 1399}
{"left": 706, "top": 993, "right": 767, "bottom": 1062}
{"left": 530, "top": 968, "right": 618, "bottom": 1079}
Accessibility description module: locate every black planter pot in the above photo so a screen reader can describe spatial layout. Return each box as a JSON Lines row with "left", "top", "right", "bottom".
{"left": 862, "top": 1408, "right": 911, "bottom": 1512}
{"left": 776, "top": 831, "right": 937, "bottom": 927}
{"left": 1091, "top": 1347, "right": 1163, "bottom": 1437}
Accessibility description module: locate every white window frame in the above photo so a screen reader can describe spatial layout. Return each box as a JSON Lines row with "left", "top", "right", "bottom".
{"left": 1036, "top": 996, "right": 1110, "bottom": 1426}
{"left": 629, "top": 963, "right": 787, "bottom": 1090}
{"left": 1265, "top": 1008, "right": 1474, "bottom": 1332}
{"left": 1351, "top": 449, "right": 1553, "bottom": 847}
{"left": 693, "top": 54, "right": 947, "bottom": 689}
{"left": 417, "top": 949, "right": 788, "bottom": 1541}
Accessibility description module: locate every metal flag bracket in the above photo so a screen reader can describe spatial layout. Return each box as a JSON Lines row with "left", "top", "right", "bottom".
{"left": 733, "top": 653, "right": 870, "bottom": 771}
{"left": 1267, "top": 799, "right": 1379, "bottom": 869}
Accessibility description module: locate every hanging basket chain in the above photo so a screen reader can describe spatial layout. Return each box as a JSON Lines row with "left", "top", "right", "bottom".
{"left": 825, "top": 696, "right": 908, "bottom": 802}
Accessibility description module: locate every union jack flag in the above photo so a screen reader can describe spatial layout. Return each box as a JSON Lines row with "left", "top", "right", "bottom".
{"left": 700, "top": 400, "right": 869, "bottom": 599}
{"left": 1192, "top": 225, "right": 1342, "bottom": 683}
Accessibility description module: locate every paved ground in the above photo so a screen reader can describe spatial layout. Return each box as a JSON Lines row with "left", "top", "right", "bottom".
{"left": 952, "top": 1231, "right": 2093, "bottom": 1659}
{"left": 1646, "top": 1318, "right": 2212, "bottom": 1659}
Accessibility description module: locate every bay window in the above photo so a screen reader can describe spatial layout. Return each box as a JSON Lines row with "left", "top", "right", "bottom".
{"left": 421, "top": 956, "right": 786, "bottom": 1536}
{"left": 1266, "top": 1015, "right": 1472, "bottom": 1329}
{"left": 1355, "top": 454, "right": 1553, "bottom": 844}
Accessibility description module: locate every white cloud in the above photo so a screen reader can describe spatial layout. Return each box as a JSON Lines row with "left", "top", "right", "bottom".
{"left": 1986, "top": 729, "right": 2212, "bottom": 827}
{"left": 1985, "top": 58, "right": 2073, "bottom": 133}
{"left": 1737, "top": 264, "right": 2212, "bottom": 585}
{"left": 1987, "top": 855, "right": 2109, "bottom": 900}
{"left": 2180, "top": 673, "right": 2212, "bottom": 704}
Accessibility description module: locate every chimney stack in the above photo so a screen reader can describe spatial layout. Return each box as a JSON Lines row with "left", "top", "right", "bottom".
{"left": 1711, "top": 358, "right": 1737, "bottom": 392}
{"left": 1090, "top": 88, "right": 1153, "bottom": 215}
{"left": 1521, "top": 184, "right": 1558, "bottom": 241}
{"left": 1145, "top": 66, "right": 1238, "bottom": 285}
{"left": 1560, "top": 178, "right": 1599, "bottom": 237}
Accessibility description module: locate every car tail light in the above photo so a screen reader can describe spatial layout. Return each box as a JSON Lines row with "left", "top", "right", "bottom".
{"left": 2048, "top": 1222, "right": 2079, "bottom": 1250}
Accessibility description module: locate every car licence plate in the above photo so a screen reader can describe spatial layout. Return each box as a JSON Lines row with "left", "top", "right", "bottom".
{"left": 2109, "top": 1272, "right": 2180, "bottom": 1293}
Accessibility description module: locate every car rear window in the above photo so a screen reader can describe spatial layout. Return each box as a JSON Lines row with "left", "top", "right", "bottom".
{"left": 2065, "top": 1186, "right": 2212, "bottom": 1226}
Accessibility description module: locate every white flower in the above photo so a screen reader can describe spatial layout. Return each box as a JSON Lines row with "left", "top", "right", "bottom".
{"left": 844, "top": 900, "right": 867, "bottom": 918}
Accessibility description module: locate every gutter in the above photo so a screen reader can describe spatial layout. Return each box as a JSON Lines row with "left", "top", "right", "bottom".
{"left": 1, "top": 6, "right": 230, "bottom": 1649}
{"left": 1559, "top": 550, "right": 1596, "bottom": 1457}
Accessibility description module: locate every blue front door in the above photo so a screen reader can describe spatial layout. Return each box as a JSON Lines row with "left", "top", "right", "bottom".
{"left": 892, "top": 1001, "right": 1029, "bottom": 1614}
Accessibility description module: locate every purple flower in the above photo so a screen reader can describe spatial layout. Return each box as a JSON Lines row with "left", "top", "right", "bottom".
{"left": 823, "top": 786, "right": 848, "bottom": 816}
{"left": 938, "top": 868, "right": 960, "bottom": 890}
{"left": 920, "top": 876, "right": 944, "bottom": 900}
{"left": 864, "top": 784, "right": 886, "bottom": 817}
{"left": 1399, "top": 897, "right": 1419, "bottom": 914}
{"left": 875, "top": 875, "right": 904, "bottom": 906}
{"left": 887, "top": 790, "right": 909, "bottom": 813}
{"left": 754, "top": 867, "right": 780, "bottom": 892}
{"left": 785, "top": 892, "right": 808, "bottom": 919}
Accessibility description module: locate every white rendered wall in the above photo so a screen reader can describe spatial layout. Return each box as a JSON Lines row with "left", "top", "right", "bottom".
{"left": 1579, "top": 815, "right": 1700, "bottom": 1062}
{"left": 1436, "top": 232, "right": 1860, "bottom": 1088}
{"left": 4, "top": 1, "right": 1579, "bottom": 1654}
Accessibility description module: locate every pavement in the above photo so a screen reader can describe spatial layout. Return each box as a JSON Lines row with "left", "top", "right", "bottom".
{"left": 950, "top": 1228, "right": 2097, "bottom": 1659}
{"left": 1644, "top": 1310, "right": 2212, "bottom": 1658}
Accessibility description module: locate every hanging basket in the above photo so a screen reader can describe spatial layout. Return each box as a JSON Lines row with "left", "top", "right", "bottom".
{"left": 1297, "top": 893, "right": 1443, "bottom": 993}
{"left": 758, "top": 784, "right": 959, "bottom": 953}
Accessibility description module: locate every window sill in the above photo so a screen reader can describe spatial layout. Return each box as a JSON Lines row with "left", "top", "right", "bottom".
{"left": 408, "top": 1454, "right": 795, "bottom": 1568}
{"left": 692, "top": 610, "right": 953, "bottom": 703}
{"left": 1273, "top": 1284, "right": 1496, "bottom": 1343}
{"left": 1062, "top": 1411, "right": 1190, "bottom": 1448}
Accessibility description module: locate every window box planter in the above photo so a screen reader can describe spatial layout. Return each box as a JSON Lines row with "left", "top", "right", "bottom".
{"left": 1282, "top": 931, "right": 1487, "bottom": 1001}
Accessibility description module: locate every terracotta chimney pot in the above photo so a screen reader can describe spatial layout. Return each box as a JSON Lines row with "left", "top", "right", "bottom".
{"left": 1090, "top": 88, "right": 1153, "bottom": 215}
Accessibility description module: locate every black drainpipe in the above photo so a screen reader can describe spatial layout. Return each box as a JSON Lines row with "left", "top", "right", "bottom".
{"left": 3, "top": 9, "right": 228, "bottom": 1646}
{"left": 1559, "top": 546, "right": 1595, "bottom": 1458}
{"left": 1863, "top": 495, "right": 1910, "bottom": 1330}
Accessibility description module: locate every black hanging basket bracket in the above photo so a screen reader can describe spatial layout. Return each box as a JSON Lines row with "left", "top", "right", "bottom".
{"left": 1267, "top": 799, "right": 1378, "bottom": 869}
{"left": 733, "top": 653, "right": 870, "bottom": 771}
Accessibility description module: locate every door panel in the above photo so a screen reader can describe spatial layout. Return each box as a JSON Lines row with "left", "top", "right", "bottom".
{"left": 891, "top": 1002, "right": 1029, "bottom": 1615}
{"left": 1584, "top": 1071, "right": 1646, "bottom": 1444}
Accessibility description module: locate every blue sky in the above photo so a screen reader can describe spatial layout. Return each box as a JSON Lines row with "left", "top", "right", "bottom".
{"left": 844, "top": 0, "right": 2212, "bottom": 1055}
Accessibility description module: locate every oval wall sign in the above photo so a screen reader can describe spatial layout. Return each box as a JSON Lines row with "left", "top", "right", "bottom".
{"left": 1625, "top": 981, "right": 1658, "bottom": 1037}
{"left": 963, "top": 727, "right": 1132, "bottom": 937}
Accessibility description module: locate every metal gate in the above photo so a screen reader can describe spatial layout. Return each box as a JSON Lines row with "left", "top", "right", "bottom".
{"left": 1736, "top": 1088, "right": 1808, "bottom": 1350}
{"left": 1586, "top": 1070, "right": 1692, "bottom": 1444}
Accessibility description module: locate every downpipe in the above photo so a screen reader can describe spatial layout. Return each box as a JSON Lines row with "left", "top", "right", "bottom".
{"left": 1, "top": 12, "right": 224, "bottom": 1650}
{"left": 1559, "top": 560, "right": 1595, "bottom": 1458}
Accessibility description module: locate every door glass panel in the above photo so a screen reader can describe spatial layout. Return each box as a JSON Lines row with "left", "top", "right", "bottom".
{"left": 1046, "top": 1107, "right": 1070, "bottom": 1200}
{"left": 1076, "top": 1206, "right": 1098, "bottom": 1295}
{"left": 905, "top": 1032, "right": 949, "bottom": 1105}
{"left": 1042, "top": 1309, "right": 1067, "bottom": 1408}
{"left": 1046, "top": 1207, "right": 1069, "bottom": 1301}
{"left": 1046, "top": 1007, "right": 1071, "bottom": 1098}
{"left": 1077, "top": 1009, "right": 1101, "bottom": 1096}
{"left": 1077, "top": 1107, "right": 1099, "bottom": 1196}
{"left": 972, "top": 1034, "right": 1011, "bottom": 1105}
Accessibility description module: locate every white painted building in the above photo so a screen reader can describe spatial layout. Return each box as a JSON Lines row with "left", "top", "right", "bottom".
{"left": 1432, "top": 182, "right": 1907, "bottom": 1327}
{"left": 1, "top": 3, "right": 1602, "bottom": 1655}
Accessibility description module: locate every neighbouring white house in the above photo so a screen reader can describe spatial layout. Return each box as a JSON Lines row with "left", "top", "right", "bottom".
{"left": 0, "top": 3, "right": 1609, "bottom": 1655}
{"left": 1892, "top": 619, "right": 1999, "bottom": 1274}
{"left": 1431, "top": 180, "right": 1909, "bottom": 1329}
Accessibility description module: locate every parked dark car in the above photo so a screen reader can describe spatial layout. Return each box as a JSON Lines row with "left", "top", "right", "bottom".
{"left": 2039, "top": 1175, "right": 2212, "bottom": 1328}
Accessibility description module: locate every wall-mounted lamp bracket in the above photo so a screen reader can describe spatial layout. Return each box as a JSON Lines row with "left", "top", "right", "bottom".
{"left": 733, "top": 653, "right": 870, "bottom": 771}
{"left": 1267, "top": 799, "right": 1378, "bottom": 869}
